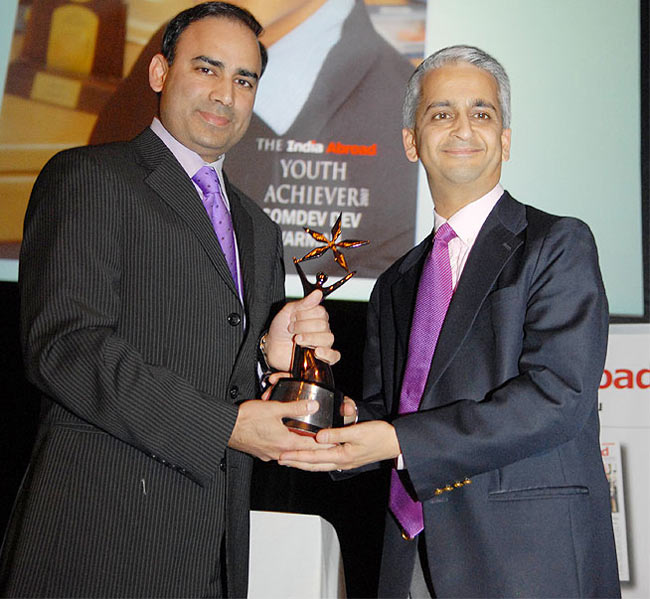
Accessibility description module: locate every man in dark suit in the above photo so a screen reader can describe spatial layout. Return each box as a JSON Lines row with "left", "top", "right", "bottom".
{"left": 0, "top": 3, "right": 339, "bottom": 597}
{"left": 280, "top": 45, "right": 621, "bottom": 597}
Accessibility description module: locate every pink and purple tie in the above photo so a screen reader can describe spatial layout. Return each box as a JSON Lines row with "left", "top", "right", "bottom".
{"left": 192, "top": 166, "right": 239, "bottom": 293}
{"left": 389, "top": 222, "right": 457, "bottom": 539}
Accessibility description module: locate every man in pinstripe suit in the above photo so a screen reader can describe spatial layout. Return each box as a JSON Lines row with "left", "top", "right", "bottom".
{"left": 0, "top": 3, "right": 338, "bottom": 597}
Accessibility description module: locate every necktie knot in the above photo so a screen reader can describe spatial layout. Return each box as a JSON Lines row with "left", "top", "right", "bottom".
{"left": 192, "top": 165, "right": 221, "bottom": 196}
{"left": 435, "top": 221, "right": 457, "bottom": 246}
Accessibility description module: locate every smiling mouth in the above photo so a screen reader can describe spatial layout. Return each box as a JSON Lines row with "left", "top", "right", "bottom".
{"left": 443, "top": 148, "right": 482, "bottom": 156}
{"left": 199, "top": 111, "right": 231, "bottom": 127}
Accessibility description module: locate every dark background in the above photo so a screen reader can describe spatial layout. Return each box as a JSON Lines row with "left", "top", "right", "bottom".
{"left": 0, "top": 281, "right": 386, "bottom": 597}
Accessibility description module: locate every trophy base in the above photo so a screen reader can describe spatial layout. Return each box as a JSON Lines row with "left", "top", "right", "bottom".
{"left": 270, "top": 379, "right": 343, "bottom": 436}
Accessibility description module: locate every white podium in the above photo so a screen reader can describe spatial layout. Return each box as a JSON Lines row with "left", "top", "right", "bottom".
{"left": 248, "top": 511, "right": 347, "bottom": 598}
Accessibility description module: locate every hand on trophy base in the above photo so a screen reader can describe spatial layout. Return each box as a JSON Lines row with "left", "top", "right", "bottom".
{"left": 270, "top": 378, "right": 344, "bottom": 436}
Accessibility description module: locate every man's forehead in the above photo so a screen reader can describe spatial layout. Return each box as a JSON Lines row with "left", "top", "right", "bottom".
{"left": 422, "top": 63, "right": 498, "bottom": 92}
{"left": 174, "top": 16, "right": 262, "bottom": 70}
{"left": 418, "top": 64, "right": 499, "bottom": 108}
{"left": 176, "top": 16, "right": 258, "bottom": 50}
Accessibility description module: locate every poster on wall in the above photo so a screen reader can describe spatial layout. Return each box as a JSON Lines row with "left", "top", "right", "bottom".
{"left": 0, "top": 0, "right": 646, "bottom": 312}
{"left": 600, "top": 324, "right": 650, "bottom": 597}
{"left": 601, "top": 441, "right": 630, "bottom": 581}
{"left": 0, "top": 0, "right": 426, "bottom": 297}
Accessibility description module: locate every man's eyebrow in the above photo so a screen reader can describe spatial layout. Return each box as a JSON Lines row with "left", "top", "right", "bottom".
{"left": 192, "top": 55, "right": 223, "bottom": 69}
{"left": 422, "top": 100, "right": 451, "bottom": 114}
{"left": 237, "top": 68, "right": 259, "bottom": 81}
{"left": 472, "top": 98, "right": 498, "bottom": 112}
{"left": 192, "top": 55, "right": 259, "bottom": 80}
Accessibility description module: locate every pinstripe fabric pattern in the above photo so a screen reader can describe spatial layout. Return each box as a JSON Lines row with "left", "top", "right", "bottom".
{"left": 0, "top": 129, "right": 285, "bottom": 598}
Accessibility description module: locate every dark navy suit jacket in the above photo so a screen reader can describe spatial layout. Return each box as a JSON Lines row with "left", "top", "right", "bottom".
{"left": 360, "top": 192, "right": 620, "bottom": 598}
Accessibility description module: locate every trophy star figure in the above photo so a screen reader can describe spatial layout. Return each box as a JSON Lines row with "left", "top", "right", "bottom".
{"left": 298, "top": 213, "right": 369, "bottom": 273}
{"left": 293, "top": 213, "right": 369, "bottom": 298}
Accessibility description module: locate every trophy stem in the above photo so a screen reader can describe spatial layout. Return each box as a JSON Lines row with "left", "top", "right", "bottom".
{"left": 290, "top": 344, "right": 335, "bottom": 387}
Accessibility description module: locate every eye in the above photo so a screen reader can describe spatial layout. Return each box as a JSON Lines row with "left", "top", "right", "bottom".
{"left": 432, "top": 111, "right": 451, "bottom": 120}
{"left": 473, "top": 111, "right": 491, "bottom": 120}
{"left": 197, "top": 67, "right": 214, "bottom": 75}
{"left": 235, "top": 77, "right": 254, "bottom": 89}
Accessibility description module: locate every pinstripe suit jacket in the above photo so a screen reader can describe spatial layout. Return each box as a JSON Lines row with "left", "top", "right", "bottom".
{"left": 0, "top": 128, "right": 285, "bottom": 598}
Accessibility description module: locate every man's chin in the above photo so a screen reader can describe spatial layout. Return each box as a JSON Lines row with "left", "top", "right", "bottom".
{"left": 443, "top": 168, "right": 484, "bottom": 185}
{"left": 190, "top": 136, "right": 234, "bottom": 162}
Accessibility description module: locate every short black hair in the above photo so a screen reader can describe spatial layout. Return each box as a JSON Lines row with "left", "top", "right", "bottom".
{"left": 161, "top": 1, "right": 268, "bottom": 75}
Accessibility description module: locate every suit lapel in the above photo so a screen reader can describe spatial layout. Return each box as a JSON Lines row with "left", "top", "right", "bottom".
{"left": 422, "top": 193, "right": 526, "bottom": 402}
{"left": 387, "top": 236, "right": 432, "bottom": 409}
{"left": 227, "top": 181, "right": 255, "bottom": 311}
{"left": 132, "top": 129, "right": 240, "bottom": 299}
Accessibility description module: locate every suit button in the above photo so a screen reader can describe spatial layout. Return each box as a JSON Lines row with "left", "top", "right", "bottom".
{"left": 228, "top": 313, "right": 241, "bottom": 326}
{"left": 220, "top": 458, "right": 227, "bottom": 472}
{"left": 229, "top": 386, "right": 239, "bottom": 399}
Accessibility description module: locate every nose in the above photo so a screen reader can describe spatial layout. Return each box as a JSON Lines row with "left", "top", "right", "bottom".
{"left": 451, "top": 113, "right": 472, "bottom": 140}
{"left": 210, "top": 77, "right": 234, "bottom": 107}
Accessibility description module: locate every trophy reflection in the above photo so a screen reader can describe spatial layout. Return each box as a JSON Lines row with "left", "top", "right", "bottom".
{"left": 271, "top": 214, "right": 369, "bottom": 436}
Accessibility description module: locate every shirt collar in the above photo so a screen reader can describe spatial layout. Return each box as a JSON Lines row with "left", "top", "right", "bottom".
{"left": 434, "top": 183, "right": 504, "bottom": 245}
{"left": 150, "top": 117, "right": 225, "bottom": 183}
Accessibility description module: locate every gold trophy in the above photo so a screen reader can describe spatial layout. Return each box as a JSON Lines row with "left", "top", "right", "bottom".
{"left": 271, "top": 214, "right": 369, "bottom": 436}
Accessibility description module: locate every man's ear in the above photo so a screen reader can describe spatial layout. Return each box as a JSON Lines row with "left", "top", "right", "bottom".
{"left": 501, "top": 128, "right": 512, "bottom": 162}
{"left": 402, "top": 128, "right": 419, "bottom": 163}
{"left": 149, "top": 54, "right": 169, "bottom": 93}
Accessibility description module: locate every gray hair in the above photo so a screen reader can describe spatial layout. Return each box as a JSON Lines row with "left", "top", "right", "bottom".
{"left": 402, "top": 45, "right": 511, "bottom": 130}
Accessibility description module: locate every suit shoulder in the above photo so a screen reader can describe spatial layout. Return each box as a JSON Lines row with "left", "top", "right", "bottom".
{"left": 345, "top": 1, "right": 413, "bottom": 79}
{"left": 41, "top": 140, "right": 136, "bottom": 177}
{"left": 500, "top": 198, "right": 601, "bottom": 278}
{"left": 502, "top": 193, "right": 595, "bottom": 243}
{"left": 522, "top": 203, "right": 595, "bottom": 244}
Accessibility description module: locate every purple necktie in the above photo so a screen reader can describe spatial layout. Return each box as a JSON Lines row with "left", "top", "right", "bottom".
{"left": 192, "top": 166, "right": 239, "bottom": 292}
{"left": 389, "top": 222, "right": 457, "bottom": 539}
